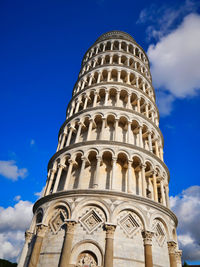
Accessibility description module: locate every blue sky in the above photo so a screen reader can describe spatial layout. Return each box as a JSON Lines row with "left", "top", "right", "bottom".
{"left": 0, "top": 0, "right": 200, "bottom": 263}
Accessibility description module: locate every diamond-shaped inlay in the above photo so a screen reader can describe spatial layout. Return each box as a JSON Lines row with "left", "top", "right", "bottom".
{"left": 118, "top": 213, "right": 141, "bottom": 238}
{"left": 79, "top": 209, "right": 103, "bottom": 234}
{"left": 152, "top": 220, "right": 166, "bottom": 247}
{"left": 49, "top": 209, "right": 67, "bottom": 234}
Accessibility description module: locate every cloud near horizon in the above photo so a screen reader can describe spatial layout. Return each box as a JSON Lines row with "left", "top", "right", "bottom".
{"left": 0, "top": 160, "right": 28, "bottom": 181}
{"left": 170, "top": 186, "right": 200, "bottom": 262}
{"left": 0, "top": 199, "right": 33, "bottom": 262}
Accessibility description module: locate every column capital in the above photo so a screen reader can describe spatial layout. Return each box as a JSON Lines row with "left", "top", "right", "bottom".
{"left": 140, "top": 163, "right": 146, "bottom": 169}
{"left": 58, "top": 163, "right": 67, "bottom": 169}
{"left": 36, "top": 223, "right": 48, "bottom": 237}
{"left": 96, "top": 155, "right": 102, "bottom": 161}
{"left": 65, "top": 219, "right": 77, "bottom": 234}
{"left": 112, "top": 157, "right": 117, "bottom": 162}
{"left": 105, "top": 223, "right": 117, "bottom": 238}
{"left": 142, "top": 230, "right": 154, "bottom": 245}
{"left": 68, "top": 159, "right": 76, "bottom": 165}
{"left": 167, "top": 241, "right": 177, "bottom": 254}
{"left": 51, "top": 168, "right": 57, "bottom": 174}
{"left": 25, "top": 230, "right": 33, "bottom": 243}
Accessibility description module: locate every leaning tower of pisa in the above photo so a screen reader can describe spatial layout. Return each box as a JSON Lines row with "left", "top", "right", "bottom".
{"left": 18, "top": 31, "right": 182, "bottom": 267}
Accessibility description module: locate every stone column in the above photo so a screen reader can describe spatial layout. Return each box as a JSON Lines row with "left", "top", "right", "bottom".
{"left": 126, "top": 72, "right": 130, "bottom": 84}
{"left": 44, "top": 168, "right": 56, "bottom": 195}
{"left": 107, "top": 70, "right": 111, "bottom": 82}
{"left": 59, "top": 132, "right": 67, "bottom": 150}
{"left": 145, "top": 104, "right": 149, "bottom": 118}
{"left": 137, "top": 98, "right": 141, "bottom": 112}
{"left": 83, "top": 95, "right": 90, "bottom": 109}
{"left": 87, "top": 119, "right": 93, "bottom": 140}
{"left": 165, "top": 185, "right": 170, "bottom": 208}
{"left": 93, "top": 156, "right": 101, "bottom": 188}
{"left": 142, "top": 231, "right": 154, "bottom": 267}
{"left": 127, "top": 121, "right": 131, "bottom": 143}
{"left": 104, "top": 223, "right": 116, "bottom": 267}
{"left": 141, "top": 164, "right": 146, "bottom": 197}
{"left": 63, "top": 159, "right": 74, "bottom": 190}
{"left": 119, "top": 41, "right": 122, "bottom": 50}
{"left": 104, "top": 90, "right": 109, "bottom": 105}
{"left": 127, "top": 93, "right": 131, "bottom": 109}
{"left": 28, "top": 224, "right": 47, "bottom": 267}
{"left": 127, "top": 160, "right": 133, "bottom": 193}
{"left": 114, "top": 119, "right": 119, "bottom": 141}
{"left": 75, "top": 100, "right": 81, "bottom": 113}
{"left": 59, "top": 220, "right": 77, "bottom": 267}
{"left": 97, "top": 72, "right": 101, "bottom": 83}
{"left": 18, "top": 231, "right": 33, "bottom": 267}
{"left": 111, "top": 157, "right": 117, "bottom": 190}
{"left": 116, "top": 90, "right": 120, "bottom": 106}
{"left": 93, "top": 92, "right": 98, "bottom": 107}
{"left": 53, "top": 163, "right": 66, "bottom": 193}
{"left": 153, "top": 171, "right": 158, "bottom": 202}
{"left": 81, "top": 80, "right": 86, "bottom": 90}
{"left": 139, "top": 126, "right": 143, "bottom": 148}
{"left": 117, "top": 70, "right": 121, "bottom": 82}
{"left": 100, "top": 118, "right": 106, "bottom": 140}
{"left": 118, "top": 55, "right": 121, "bottom": 64}
{"left": 160, "top": 178, "right": 166, "bottom": 206}
{"left": 136, "top": 76, "right": 139, "bottom": 87}
{"left": 167, "top": 241, "right": 177, "bottom": 267}
{"left": 75, "top": 122, "right": 82, "bottom": 143}
{"left": 175, "top": 250, "right": 182, "bottom": 267}
{"left": 65, "top": 127, "right": 74, "bottom": 146}
{"left": 77, "top": 157, "right": 86, "bottom": 189}
{"left": 88, "top": 75, "right": 93, "bottom": 86}
{"left": 148, "top": 132, "right": 153, "bottom": 152}
{"left": 69, "top": 104, "right": 75, "bottom": 117}
{"left": 155, "top": 139, "right": 159, "bottom": 157}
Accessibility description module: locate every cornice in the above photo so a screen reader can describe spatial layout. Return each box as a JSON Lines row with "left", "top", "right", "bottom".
{"left": 33, "top": 189, "right": 177, "bottom": 226}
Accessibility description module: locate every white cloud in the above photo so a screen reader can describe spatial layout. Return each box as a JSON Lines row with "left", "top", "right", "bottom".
{"left": 170, "top": 186, "right": 200, "bottom": 261}
{"left": 148, "top": 13, "right": 200, "bottom": 115}
{"left": 0, "top": 160, "right": 28, "bottom": 181}
{"left": 0, "top": 199, "right": 33, "bottom": 262}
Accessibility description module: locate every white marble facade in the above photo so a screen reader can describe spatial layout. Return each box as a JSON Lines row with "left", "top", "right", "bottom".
{"left": 18, "top": 31, "right": 181, "bottom": 267}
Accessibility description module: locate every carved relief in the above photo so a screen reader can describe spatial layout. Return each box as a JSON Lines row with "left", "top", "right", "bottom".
{"left": 79, "top": 209, "right": 104, "bottom": 234}
{"left": 49, "top": 209, "right": 68, "bottom": 234}
{"left": 118, "top": 211, "right": 142, "bottom": 238}
{"left": 152, "top": 219, "right": 166, "bottom": 247}
{"left": 76, "top": 251, "right": 98, "bottom": 267}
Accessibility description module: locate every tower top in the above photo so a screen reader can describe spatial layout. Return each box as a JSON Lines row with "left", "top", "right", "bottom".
{"left": 95, "top": 30, "right": 136, "bottom": 43}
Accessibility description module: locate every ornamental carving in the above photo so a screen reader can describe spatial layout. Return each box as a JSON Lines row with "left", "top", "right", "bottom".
{"left": 118, "top": 211, "right": 142, "bottom": 238}
{"left": 142, "top": 231, "right": 154, "bottom": 245}
{"left": 49, "top": 209, "right": 68, "bottom": 234}
{"left": 76, "top": 252, "right": 97, "bottom": 267}
{"left": 152, "top": 219, "right": 166, "bottom": 247}
{"left": 79, "top": 208, "right": 104, "bottom": 234}
{"left": 167, "top": 241, "right": 177, "bottom": 254}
